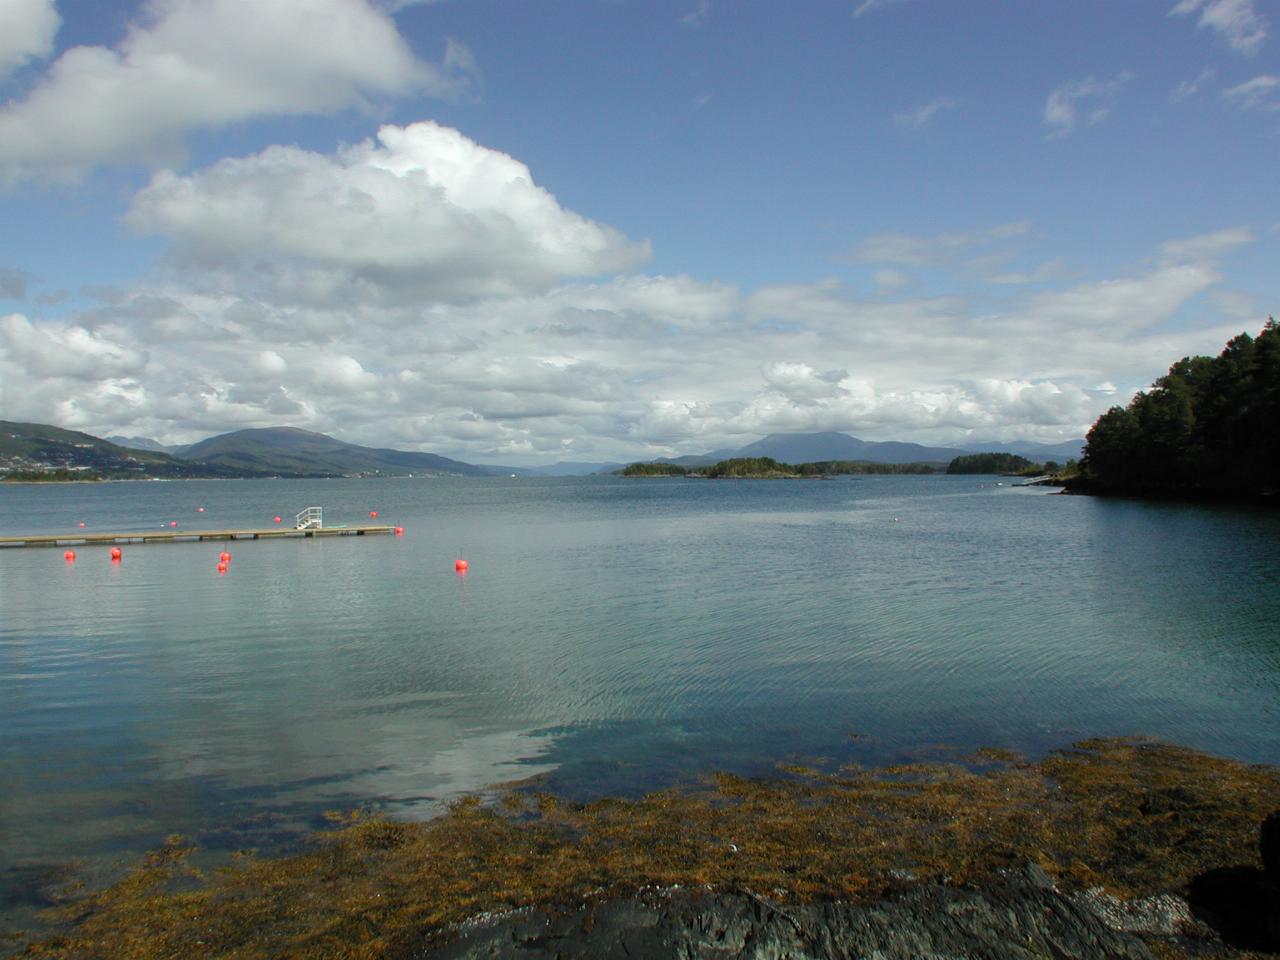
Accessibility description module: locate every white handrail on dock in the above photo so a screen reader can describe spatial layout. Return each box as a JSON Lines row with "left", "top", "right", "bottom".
{"left": 295, "top": 506, "right": 323, "bottom": 530}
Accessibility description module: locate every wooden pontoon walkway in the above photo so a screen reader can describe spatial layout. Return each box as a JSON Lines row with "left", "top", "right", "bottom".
{"left": 0, "top": 525, "right": 396, "bottom": 548}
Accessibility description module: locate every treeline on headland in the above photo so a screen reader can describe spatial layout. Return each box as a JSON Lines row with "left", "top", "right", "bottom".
{"left": 1072, "top": 318, "right": 1279, "bottom": 500}
{"left": 623, "top": 457, "right": 997, "bottom": 478}
{"left": 945, "top": 452, "right": 1037, "bottom": 475}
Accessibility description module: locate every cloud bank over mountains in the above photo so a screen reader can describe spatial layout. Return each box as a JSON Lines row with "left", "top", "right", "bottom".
{"left": 0, "top": 0, "right": 1274, "bottom": 464}
{"left": 0, "top": 124, "right": 1253, "bottom": 462}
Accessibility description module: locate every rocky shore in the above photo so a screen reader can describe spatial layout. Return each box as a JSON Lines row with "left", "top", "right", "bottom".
{"left": 433, "top": 822, "right": 1280, "bottom": 960}
{"left": 432, "top": 865, "right": 1158, "bottom": 959}
{"left": 10, "top": 739, "right": 1280, "bottom": 959}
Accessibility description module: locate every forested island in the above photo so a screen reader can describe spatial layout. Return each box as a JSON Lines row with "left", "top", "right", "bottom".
{"left": 623, "top": 457, "right": 948, "bottom": 478}
{"left": 623, "top": 455, "right": 1043, "bottom": 479}
{"left": 1071, "top": 319, "right": 1279, "bottom": 500}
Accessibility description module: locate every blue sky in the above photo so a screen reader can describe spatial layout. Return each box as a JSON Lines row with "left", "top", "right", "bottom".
{"left": 0, "top": 0, "right": 1276, "bottom": 464}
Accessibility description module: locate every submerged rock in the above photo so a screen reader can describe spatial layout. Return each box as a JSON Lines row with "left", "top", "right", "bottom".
{"left": 428, "top": 864, "right": 1154, "bottom": 959}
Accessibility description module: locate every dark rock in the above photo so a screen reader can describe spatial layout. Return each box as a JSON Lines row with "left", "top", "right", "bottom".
{"left": 1187, "top": 866, "right": 1279, "bottom": 951}
{"left": 1183, "top": 808, "right": 1280, "bottom": 951}
{"left": 1262, "top": 809, "right": 1280, "bottom": 877}
{"left": 424, "top": 864, "right": 1154, "bottom": 959}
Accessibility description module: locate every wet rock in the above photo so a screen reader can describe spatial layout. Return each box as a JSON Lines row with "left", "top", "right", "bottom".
{"left": 426, "top": 864, "right": 1154, "bottom": 959}
{"left": 1071, "top": 887, "right": 1200, "bottom": 937}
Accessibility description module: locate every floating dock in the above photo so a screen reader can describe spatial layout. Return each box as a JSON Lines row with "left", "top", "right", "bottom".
{"left": 0, "top": 525, "right": 395, "bottom": 548}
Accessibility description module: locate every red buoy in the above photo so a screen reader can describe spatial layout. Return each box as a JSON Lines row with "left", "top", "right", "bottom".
{"left": 454, "top": 558, "right": 469, "bottom": 572}
{"left": 394, "top": 526, "right": 404, "bottom": 535}
{"left": 197, "top": 506, "right": 205, "bottom": 513}
{"left": 169, "top": 520, "right": 178, "bottom": 527}
{"left": 273, "top": 516, "right": 282, "bottom": 524}
{"left": 110, "top": 547, "right": 122, "bottom": 561}
{"left": 220, "top": 551, "right": 231, "bottom": 562}
{"left": 64, "top": 550, "right": 76, "bottom": 562}
{"left": 216, "top": 561, "right": 228, "bottom": 574}
{"left": 370, "top": 510, "right": 378, "bottom": 519}
{"left": 78, "top": 521, "right": 86, "bottom": 528}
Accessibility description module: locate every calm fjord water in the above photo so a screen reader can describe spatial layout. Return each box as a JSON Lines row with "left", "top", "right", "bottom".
{"left": 2, "top": 475, "right": 1278, "bottom": 902}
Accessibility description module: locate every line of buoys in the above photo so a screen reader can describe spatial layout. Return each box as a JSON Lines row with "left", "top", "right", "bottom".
{"left": 64, "top": 549, "right": 76, "bottom": 562}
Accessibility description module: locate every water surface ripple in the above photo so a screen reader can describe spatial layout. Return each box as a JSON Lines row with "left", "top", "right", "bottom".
{"left": 1, "top": 475, "right": 1278, "bottom": 915}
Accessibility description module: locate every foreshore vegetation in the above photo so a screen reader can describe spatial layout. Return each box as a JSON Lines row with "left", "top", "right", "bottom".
{"left": 11, "top": 738, "right": 1278, "bottom": 959}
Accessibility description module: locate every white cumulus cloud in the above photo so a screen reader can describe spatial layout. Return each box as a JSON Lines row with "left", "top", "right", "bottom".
{"left": 0, "top": 312, "right": 147, "bottom": 379}
{"left": 0, "top": 0, "right": 474, "bottom": 182}
{"left": 0, "top": 0, "right": 59, "bottom": 81}
{"left": 127, "top": 121, "right": 651, "bottom": 301}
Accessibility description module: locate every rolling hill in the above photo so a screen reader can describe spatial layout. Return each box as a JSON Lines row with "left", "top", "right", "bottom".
{"left": 179, "top": 427, "right": 500, "bottom": 477}
{"left": 0, "top": 421, "right": 253, "bottom": 479}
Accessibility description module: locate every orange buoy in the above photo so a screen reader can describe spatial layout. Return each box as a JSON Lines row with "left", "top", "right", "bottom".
{"left": 78, "top": 521, "right": 86, "bottom": 528}
{"left": 110, "top": 547, "right": 122, "bottom": 561}
{"left": 219, "top": 551, "right": 231, "bottom": 562}
{"left": 64, "top": 550, "right": 76, "bottom": 562}
{"left": 370, "top": 510, "right": 378, "bottom": 519}
{"left": 216, "top": 561, "right": 228, "bottom": 574}
{"left": 454, "top": 558, "right": 469, "bottom": 572}
{"left": 169, "top": 520, "right": 178, "bottom": 527}
{"left": 273, "top": 516, "right": 282, "bottom": 524}
{"left": 394, "top": 526, "right": 404, "bottom": 535}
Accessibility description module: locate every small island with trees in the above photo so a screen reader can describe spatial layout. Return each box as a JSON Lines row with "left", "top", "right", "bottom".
{"left": 621, "top": 455, "right": 1057, "bottom": 479}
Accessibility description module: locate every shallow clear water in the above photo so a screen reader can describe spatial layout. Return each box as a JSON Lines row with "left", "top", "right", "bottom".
{"left": 2, "top": 475, "right": 1278, "bottom": 917}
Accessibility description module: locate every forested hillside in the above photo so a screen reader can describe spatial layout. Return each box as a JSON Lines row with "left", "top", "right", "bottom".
{"left": 1075, "top": 319, "right": 1279, "bottom": 498}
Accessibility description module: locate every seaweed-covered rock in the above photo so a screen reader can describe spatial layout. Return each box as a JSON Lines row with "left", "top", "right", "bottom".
{"left": 428, "top": 864, "right": 1153, "bottom": 959}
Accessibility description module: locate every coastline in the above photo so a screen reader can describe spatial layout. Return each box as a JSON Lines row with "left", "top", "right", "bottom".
{"left": 1060, "top": 477, "right": 1279, "bottom": 505}
{"left": 8, "top": 737, "right": 1278, "bottom": 959}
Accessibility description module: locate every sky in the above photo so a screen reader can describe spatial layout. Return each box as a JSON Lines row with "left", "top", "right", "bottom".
{"left": 0, "top": 0, "right": 1276, "bottom": 466}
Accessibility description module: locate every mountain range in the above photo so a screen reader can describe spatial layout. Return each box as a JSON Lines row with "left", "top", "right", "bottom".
{"left": 4, "top": 422, "right": 1084, "bottom": 480}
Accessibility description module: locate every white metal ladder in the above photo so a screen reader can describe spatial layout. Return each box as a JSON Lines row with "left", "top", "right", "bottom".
{"left": 295, "top": 506, "right": 323, "bottom": 530}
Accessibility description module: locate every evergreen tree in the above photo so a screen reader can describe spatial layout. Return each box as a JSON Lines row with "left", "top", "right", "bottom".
{"left": 1077, "top": 319, "right": 1279, "bottom": 497}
